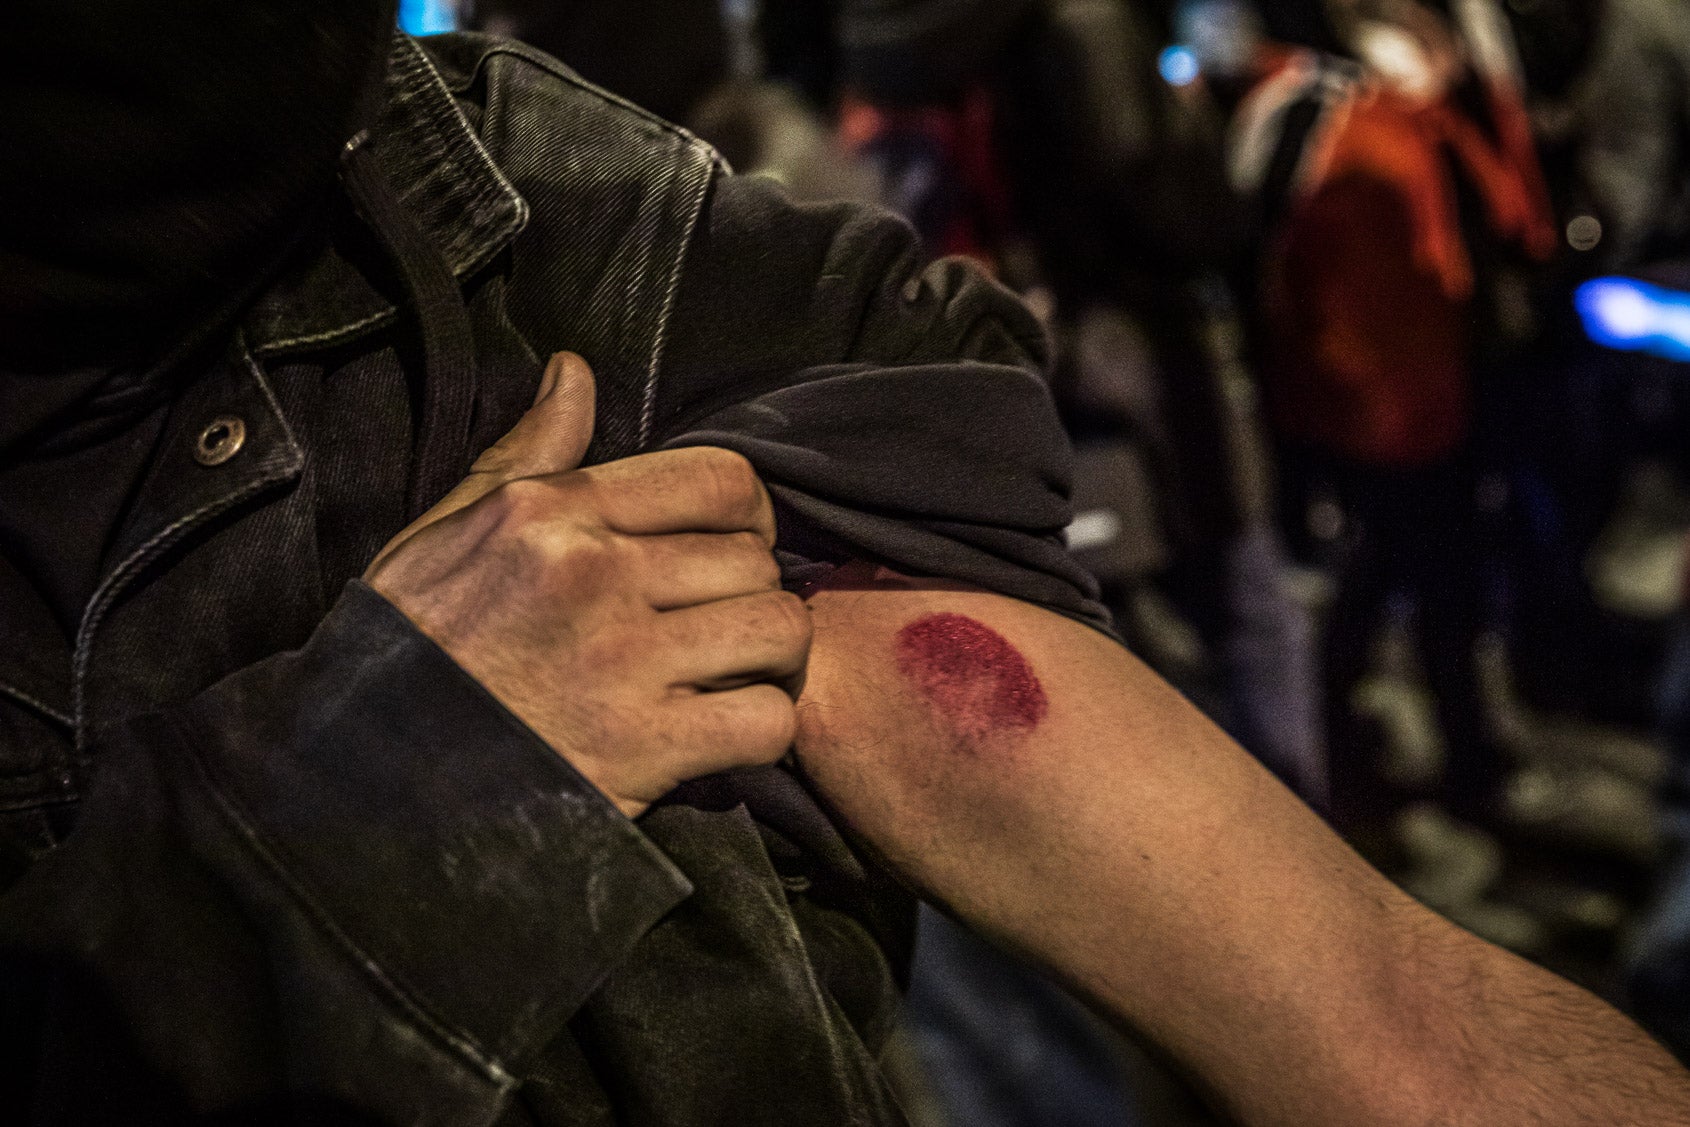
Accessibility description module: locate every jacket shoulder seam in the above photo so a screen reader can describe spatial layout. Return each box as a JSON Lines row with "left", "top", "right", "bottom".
{"left": 640, "top": 150, "right": 718, "bottom": 446}
{"left": 437, "top": 33, "right": 724, "bottom": 172}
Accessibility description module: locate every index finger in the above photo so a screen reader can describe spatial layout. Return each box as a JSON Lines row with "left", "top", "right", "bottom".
{"left": 581, "top": 446, "right": 778, "bottom": 546}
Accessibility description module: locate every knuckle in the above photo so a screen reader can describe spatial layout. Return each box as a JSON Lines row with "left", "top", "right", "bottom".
{"left": 729, "top": 531, "right": 782, "bottom": 581}
{"left": 510, "top": 524, "right": 567, "bottom": 584}
{"left": 554, "top": 525, "right": 620, "bottom": 576}
{"left": 527, "top": 526, "right": 620, "bottom": 597}
{"left": 699, "top": 448, "right": 763, "bottom": 519}
{"left": 489, "top": 476, "right": 552, "bottom": 524}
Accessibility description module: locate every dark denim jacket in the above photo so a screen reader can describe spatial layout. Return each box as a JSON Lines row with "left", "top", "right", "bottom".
{"left": 0, "top": 31, "right": 1101, "bottom": 1126}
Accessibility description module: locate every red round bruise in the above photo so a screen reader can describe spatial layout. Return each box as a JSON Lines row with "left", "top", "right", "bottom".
{"left": 894, "top": 613, "right": 1048, "bottom": 741}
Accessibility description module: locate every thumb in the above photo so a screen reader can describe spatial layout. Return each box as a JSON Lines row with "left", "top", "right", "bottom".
{"left": 471, "top": 351, "right": 597, "bottom": 479}
{"left": 363, "top": 353, "right": 597, "bottom": 576}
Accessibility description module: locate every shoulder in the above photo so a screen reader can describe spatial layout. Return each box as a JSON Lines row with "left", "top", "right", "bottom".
{"left": 413, "top": 33, "right": 729, "bottom": 458}
{"left": 656, "top": 172, "right": 1050, "bottom": 429}
{"left": 422, "top": 33, "right": 1045, "bottom": 433}
{"left": 420, "top": 32, "right": 722, "bottom": 175}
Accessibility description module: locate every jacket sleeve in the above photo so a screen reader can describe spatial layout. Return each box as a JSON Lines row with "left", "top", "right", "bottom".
{"left": 0, "top": 582, "right": 690, "bottom": 1126}
{"left": 649, "top": 171, "right": 1112, "bottom": 634}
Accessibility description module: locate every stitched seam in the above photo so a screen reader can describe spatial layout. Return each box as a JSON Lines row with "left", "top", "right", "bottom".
{"left": 0, "top": 682, "right": 72, "bottom": 728}
{"left": 0, "top": 794, "right": 78, "bottom": 815}
{"left": 255, "top": 38, "right": 529, "bottom": 358}
{"left": 640, "top": 148, "right": 718, "bottom": 447}
{"left": 71, "top": 348, "right": 307, "bottom": 755}
{"left": 468, "top": 38, "right": 723, "bottom": 157}
{"left": 387, "top": 38, "right": 528, "bottom": 283}
{"left": 400, "top": 36, "right": 533, "bottom": 281}
{"left": 74, "top": 487, "right": 277, "bottom": 755}
{"left": 391, "top": 42, "right": 517, "bottom": 243}
{"left": 254, "top": 307, "right": 396, "bottom": 356}
{"left": 443, "top": 33, "right": 725, "bottom": 450}
{"left": 242, "top": 345, "right": 307, "bottom": 455}
{"left": 170, "top": 713, "right": 516, "bottom": 1089}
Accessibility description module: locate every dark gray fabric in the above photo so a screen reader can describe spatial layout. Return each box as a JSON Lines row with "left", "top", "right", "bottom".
{"left": 0, "top": 31, "right": 1104, "bottom": 1125}
{"left": 653, "top": 177, "right": 1101, "bottom": 625}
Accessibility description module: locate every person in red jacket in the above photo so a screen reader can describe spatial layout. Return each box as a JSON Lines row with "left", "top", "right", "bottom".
{"left": 1254, "top": 0, "right": 1555, "bottom": 829}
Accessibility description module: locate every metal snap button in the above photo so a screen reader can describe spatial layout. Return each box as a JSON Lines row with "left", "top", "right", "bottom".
{"left": 193, "top": 416, "right": 247, "bottom": 467}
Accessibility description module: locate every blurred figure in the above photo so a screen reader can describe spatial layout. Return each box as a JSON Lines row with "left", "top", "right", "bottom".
{"left": 1500, "top": 0, "right": 1690, "bottom": 731}
{"left": 1572, "top": 0, "right": 1690, "bottom": 273}
{"left": 1237, "top": 0, "right": 1555, "bottom": 832}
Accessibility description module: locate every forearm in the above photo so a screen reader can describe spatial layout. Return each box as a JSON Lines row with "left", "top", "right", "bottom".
{"left": 795, "top": 573, "right": 1690, "bottom": 1126}
{"left": 1395, "top": 914, "right": 1690, "bottom": 1127}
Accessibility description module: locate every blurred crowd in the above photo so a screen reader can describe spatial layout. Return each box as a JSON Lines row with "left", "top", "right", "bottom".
{"left": 443, "top": 0, "right": 1689, "bottom": 1121}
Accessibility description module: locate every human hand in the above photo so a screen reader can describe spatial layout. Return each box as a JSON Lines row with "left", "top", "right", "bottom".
{"left": 364, "top": 352, "right": 809, "bottom": 817}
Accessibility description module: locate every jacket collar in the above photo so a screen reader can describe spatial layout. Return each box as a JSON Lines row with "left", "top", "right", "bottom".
{"left": 243, "top": 33, "right": 529, "bottom": 357}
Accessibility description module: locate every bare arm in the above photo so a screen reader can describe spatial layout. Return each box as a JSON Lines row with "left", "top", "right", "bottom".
{"left": 795, "top": 567, "right": 1690, "bottom": 1127}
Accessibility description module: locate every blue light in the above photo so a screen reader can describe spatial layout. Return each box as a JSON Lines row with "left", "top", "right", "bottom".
{"left": 1575, "top": 277, "right": 1690, "bottom": 363}
{"left": 398, "top": 0, "right": 456, "bottom": 35}
{"left": 1159, "top": 45, "right": 1202, "bottom": 87}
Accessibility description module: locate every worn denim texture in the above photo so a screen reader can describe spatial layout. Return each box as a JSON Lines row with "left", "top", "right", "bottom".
{"left": 0, "top": 31, "right": 1100, "bottom": 1126}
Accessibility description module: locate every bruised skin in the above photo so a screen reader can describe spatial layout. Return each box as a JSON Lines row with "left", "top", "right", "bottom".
{"left": 800, "top": 562, "right": 1050, "bottom": 748}
{"left": 893, "top": 613, "right": 1048, "bottom": 742}
{"left": 794, "top": 568, "right": 1690, "bottom": 1127}
{"left": 793, "top": 567, "right": 1083, "bottom": 869}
